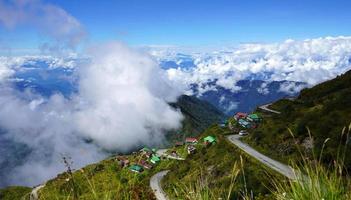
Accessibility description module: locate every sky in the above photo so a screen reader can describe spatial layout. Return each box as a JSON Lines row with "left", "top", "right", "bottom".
{"left": 1, "top": 0, "right": 351, "bottom": 54}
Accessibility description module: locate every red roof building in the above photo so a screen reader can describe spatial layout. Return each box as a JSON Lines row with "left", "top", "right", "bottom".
{"left": 185, "top": 137, "right": 198, "bottom": 144}
{"left": 175, "top": 141, "right": 184, "bottom": 147}
{"left": 234, "top": 112, "right": 248, "bottom": 120}
{"left": 139, "top": 160, "right": 153, "bottom": 170}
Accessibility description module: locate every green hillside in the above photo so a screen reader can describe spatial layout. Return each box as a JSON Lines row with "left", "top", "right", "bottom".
{"left": 167, "top": 95, "right": 225, "bottom": 142}
{"left": 0, "top": 95, "right": 225, "bottom": 200}
{"left": 0, "top": 186, "right": 31, "bottom": 200}
{"left": 3, "top": 71, "right": 351, "bottom": 200}
{"left": 246, "top": 70, "right": 351, "bottom": 170}
{"left": 162, "top": 125, "right": 282, "bottom": 199}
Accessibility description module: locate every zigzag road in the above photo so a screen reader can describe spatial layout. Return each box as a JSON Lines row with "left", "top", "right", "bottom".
{"left": 150, "top": 104, "right": 295, "bottom": 199}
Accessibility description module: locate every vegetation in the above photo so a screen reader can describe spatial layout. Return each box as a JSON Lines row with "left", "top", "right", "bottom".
{"left": 32, "top": 125, "right": 281, "bottom": 200}
{"left": 167, "top": 95, "right": 226, "bottom": 143}
{"left": 270, "top": 122, "right": 351, "bottom": 200}
{"left": 246, "top": 70, "right": 351, "bottom": 170}
{"left": 0, "top": 186, "right": 31, "bottom": 200}
{"left": 162, "top": 125, "right": 280, "bottom": 200}
{"left": 37, "top": 153, "right": 177, "bottom": 200}
{"left": 272, "top": 159, "right": 351, "bottom": 200}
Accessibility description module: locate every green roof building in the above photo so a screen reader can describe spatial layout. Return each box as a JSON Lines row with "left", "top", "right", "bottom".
{"left": 238, "top": 119, "right": 252, "bottom": 128}
{"left": 150, "top": 155, "right": 161, "bottom": 164}
{"left": 129, "top": 164, "right": 143, "bottom": 173}
{"left": 203, "top": 136, "right": 216, "bottom": 144}
{"left": 247, "top": 113, "right": 262, "bottom": 122}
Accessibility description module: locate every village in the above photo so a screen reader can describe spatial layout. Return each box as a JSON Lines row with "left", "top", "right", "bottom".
{"left": 115, "top": 135, "right": 217, "bottom": 173}
{"left": 116, "top": 111, "right": 263, "bottom": 174}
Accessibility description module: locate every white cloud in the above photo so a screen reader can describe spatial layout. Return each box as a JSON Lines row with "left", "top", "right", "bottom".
{"left": 257, "top": 82, "right": 269, "bottom": 95}
{"left": 0, "top": 42, "right": 183, "bottom": 187}
{"left": 0, "top": 0, "right": 86, "bottom": 48}
{"left": 162, "top": 36, "right": 351, "bottom": 95}
{"left": 0, "top": 59, "right": 15, "bottom": 81}
{"left": 75, "top": 42, "right": 183, "bottom": 150}
{"left": 278, "top": 82, "right": 308, "bottom": 95}
{"left": 226, "top": 101, "right": 238, "bottom": 113}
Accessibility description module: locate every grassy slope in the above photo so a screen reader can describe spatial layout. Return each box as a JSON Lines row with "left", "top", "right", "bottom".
{"left": 0, "top": 95, "right": 225, "bottom": 200}
{"left": 162, "top": 125, "right": 285, "bottom": 199}
{"left": 0, "top": 186, "right": 31, "bottom": 200}
{"left": 245, "top": 70, "right": 351, "bottom": 169}
{"left": 38, "top": 154, "right": 177, "bottom": 200}
{"left": 37, "top": 93, "right": 226, "bottom": 200}
{"left": 34, "top": 125, "right": 282, "bottom": 200}
{"left": 34, "top": 71, "right": 351, "bottom": 199}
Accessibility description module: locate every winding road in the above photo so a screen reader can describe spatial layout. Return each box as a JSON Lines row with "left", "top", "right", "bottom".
{"left": 227, "top": 135, "right": 296, "bottom": 180}
{"left": 150, "top": 170, "right": 170, "bottom": 200}
{"left": 230, "top": 104, "right": 297, "bottom": 179}
{"left": 259, "top": 103, "right": 281, "bottom": 114}
{"left": 29, "top": 184, "right": 45, "bottom": 200}
{"left": 149, "top": 104, "right": 291, "bottom": 199}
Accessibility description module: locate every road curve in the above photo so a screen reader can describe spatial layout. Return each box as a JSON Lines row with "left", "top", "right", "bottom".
{"left": 227, "top": 135, "right": 296, "bottom": 180}
{"left": 150, "top": 170, "right": 170, "bottom": 200}
{"left": 259, "top": 103, "right": 281, "bottom": 114}
{"left": 30, "top": 184, "right": 45, "bottom": 200}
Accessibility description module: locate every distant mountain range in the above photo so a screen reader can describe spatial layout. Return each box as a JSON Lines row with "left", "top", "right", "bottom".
{"left": 192, "top": 80, "right": 306, "bottom": 115}
{"left": 158, "top": 52, "right": 308, "bottom": 115}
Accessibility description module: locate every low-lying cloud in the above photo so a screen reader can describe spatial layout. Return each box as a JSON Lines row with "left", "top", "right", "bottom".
{"left": 75, "top": 42, "right": 183, "bottom": 150}
{"left": 0, "top": 0, "right": 184, "bottom": 187}
{"left": 163, "top": 36, "right": 351, "bottom": 95}
{"left": 0, "top": 43, "right": 183, "bottom": 187}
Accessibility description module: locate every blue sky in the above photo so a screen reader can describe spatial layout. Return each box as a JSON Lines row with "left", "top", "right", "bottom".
{"left": 1, "top": 0, "right": 351, "bottom": 52}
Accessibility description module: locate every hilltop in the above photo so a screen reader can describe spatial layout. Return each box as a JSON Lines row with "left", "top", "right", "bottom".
{"left": 245, "top": 70, "right": 351, "bottom": 169}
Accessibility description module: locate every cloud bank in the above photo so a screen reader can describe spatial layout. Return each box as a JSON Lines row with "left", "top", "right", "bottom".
{"left": 0, "top": 0, "right": 184, "bottom": 187}
{"left": 0, "top": 43, "right": 183, "bottom": 187}
{"left": 163, "top": 36, "right": 351, "bottom": 95}
{"left": 75, "top": 42, "right": 183, "bottom": 150}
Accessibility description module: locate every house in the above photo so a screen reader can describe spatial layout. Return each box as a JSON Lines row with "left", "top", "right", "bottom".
{"left": 140, "top": 147, "right": 154, "bottom": 158}
{"left": 175, "top": 141, "right": 184, "bottom": 147}
{"left": 143, "top": 151, "right": 153, "bottom": 158}
{"left": 129, "top": 164, "right": 143, "bottom": 173}
{"left": 203, "top": 136, "right": 216, "bottom": 145}
{"left": 150, "top": 155, "right": 161, "bottom": 164}
{"left": 246, "top": 113, "right": 262, "bottom": 122}
{"left": 116, "top": 156, "right": 130, "bottom": 167}
{"left": 139, "top": 160, "right": 153, "bottom": 170}
{"left": 238, "top": 119, "right": 251, "bottom": 128}
{"left": 234, "top": 112, "right": 248, "bottom": 120}
{"left": 187, "top": 145, "right": 196, "bottom": 154}
{"left": 185, "top": 137, "right": 198, "bottom": 144}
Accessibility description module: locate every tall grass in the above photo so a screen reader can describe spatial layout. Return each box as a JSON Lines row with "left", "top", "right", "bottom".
{"left": 271, "top": 159, "right": 351, "bottom": 200}
{"left": 271, "top": 124, "right": 351, "bottom": 200}
{"left": 170, "top": 124, "right": 351, "bottom": 200}
{"left": 169, "top": 157, "right": 252, "bottom": 200}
